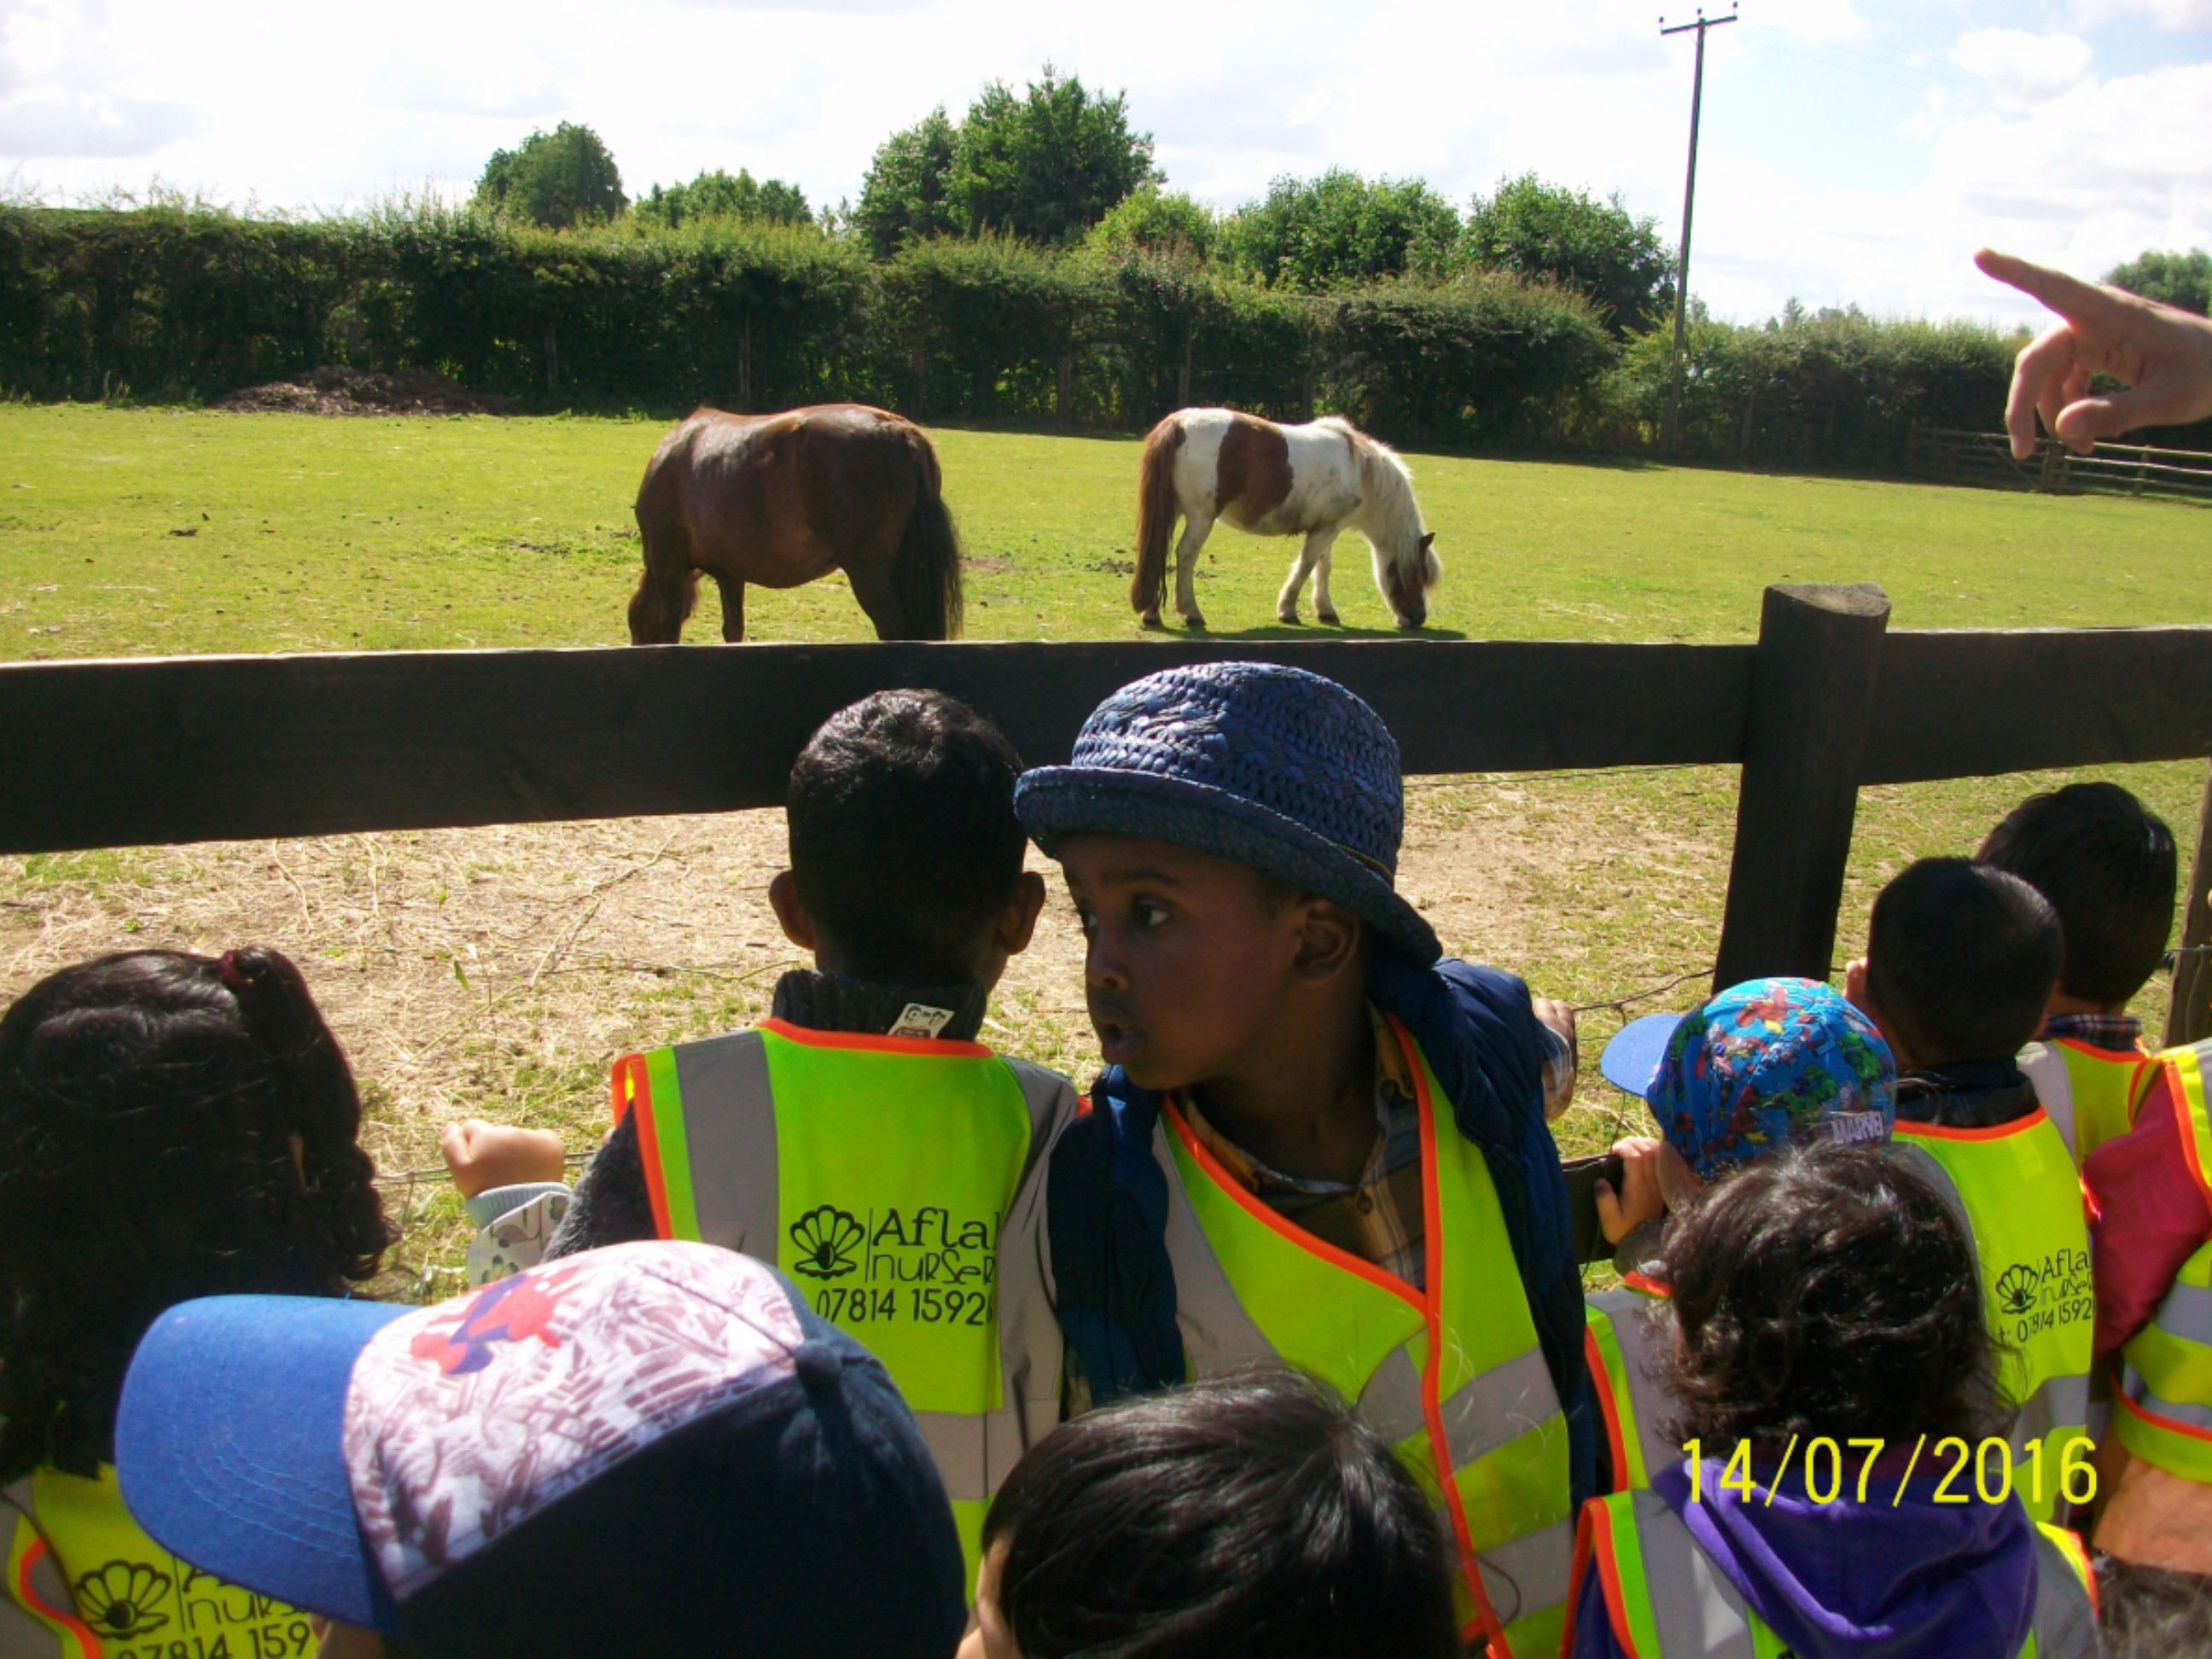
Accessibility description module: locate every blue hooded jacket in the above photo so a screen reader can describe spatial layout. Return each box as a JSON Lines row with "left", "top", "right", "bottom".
{"left": 1046, "top": 951, "right": 1596, "bottom": 1507}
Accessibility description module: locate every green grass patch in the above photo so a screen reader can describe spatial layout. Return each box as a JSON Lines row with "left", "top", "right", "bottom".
{"left": 3, "top": 405, "right": 2207, "bottom": 661}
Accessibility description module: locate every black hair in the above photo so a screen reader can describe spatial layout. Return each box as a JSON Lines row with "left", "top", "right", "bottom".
{"left": 981, "top": 1371, "right": 1459, "bottom": 1659}
{"left": 2098, "top": 1559, "right": 2212, "bottom": 1659}
{"left": 1978, "top": 782, "right": 2178, "bottom": 1010}
{"left": 0, "top": 948, "right": 392, "bottom": 1481}
{"left": 1655, "top": 1142, "right": 2001, "bottom": 1447}
{"left": 1864, "top": 857, "right": 2063, "bottom": 1065}
{"left": 785, "top": 690, "right": 1026, "bottom": 986}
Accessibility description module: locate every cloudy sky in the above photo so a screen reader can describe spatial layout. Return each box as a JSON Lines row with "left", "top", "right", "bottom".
{"left": 2, "top": 0, "right": 2206, "bottom": 324}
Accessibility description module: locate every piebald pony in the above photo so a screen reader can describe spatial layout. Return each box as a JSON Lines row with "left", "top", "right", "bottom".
{"left": 1132, "top": 408, "right": 1440, "bottom": 630}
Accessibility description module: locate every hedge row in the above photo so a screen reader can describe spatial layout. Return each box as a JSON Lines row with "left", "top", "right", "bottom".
{"left": 14, "top": 205, "right": 2200, "bottom": 466}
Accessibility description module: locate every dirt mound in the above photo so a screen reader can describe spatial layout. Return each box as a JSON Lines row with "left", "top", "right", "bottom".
{"left": 219, "top": 366, "right": 516, "bottom": 417}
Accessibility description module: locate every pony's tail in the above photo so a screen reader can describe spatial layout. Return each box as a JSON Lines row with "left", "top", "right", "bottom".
{"left": 1132, "top": 416, "right": 1185, "bottom": 615}
{"left": 895, "top": 437, "right": 963, "bottom": 640}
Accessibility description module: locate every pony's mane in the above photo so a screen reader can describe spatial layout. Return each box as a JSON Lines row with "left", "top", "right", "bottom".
{"left": 1321, "top": 416, "right": 1423, "bottom": 550}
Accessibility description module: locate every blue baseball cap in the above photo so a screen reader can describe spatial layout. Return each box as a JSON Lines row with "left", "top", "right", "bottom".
{"left": 116, "top": 1242, "right": 966, "bottom": 1659}
{"left": 1598, "top": 977, "right": 1897, "bottom": 1174}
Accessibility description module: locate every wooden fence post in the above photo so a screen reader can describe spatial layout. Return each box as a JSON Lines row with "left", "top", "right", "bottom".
{"left": 2166, "top": 761, "right": 2212, "bottom": 1049}
{"left": 1712, "top": 583, "right": 1893, "bottom": 990}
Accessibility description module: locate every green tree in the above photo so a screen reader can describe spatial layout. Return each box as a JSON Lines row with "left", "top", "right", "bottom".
{"left": 1219, "top": 171, "right": 1460, "bottom": 291}
{"left": 1083, "top": 186, "right": 1218, "bottom": 260}
{"left": 853, "top": 106, "right": 961, "bottom": 260}
{"left": 1463, "top": 174, "right": 1672, "bottom": 336}
{"left": 474, "top": 122, "right": 626, "bottom": 229}
{"left": 635, "top": 168, "right": 812, "bottom": 229}
{"left": 2104, "top": 248, "right": 2210, "bottom": 316}
{"left": 947, "top": 68, "right": 1161, "bottom": 247}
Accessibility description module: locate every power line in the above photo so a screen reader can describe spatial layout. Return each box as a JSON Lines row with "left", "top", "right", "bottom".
{"left": 1659, "top": 3, "right": 1739, "bottom": 457}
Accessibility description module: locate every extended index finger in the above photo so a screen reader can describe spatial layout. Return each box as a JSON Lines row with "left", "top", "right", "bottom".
{"left": 1976, "top": 248, "right": 2125, "bottom": 328}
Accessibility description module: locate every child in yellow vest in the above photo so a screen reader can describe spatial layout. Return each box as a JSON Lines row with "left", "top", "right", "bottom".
{"left": 445, "top": 690, "right": 1081, "bottom": 1586}
{"left": 0, "top": 946, "right": 393, "bottom": 1659}
{"left": 1565, "top": 1142, "right": 2098, "bottom": 1659}
{"left": 1015, "top": 662, "right": 1586, "bottom": 1659}
{"left": 1978, "top": 781, "right": 2178, "bottom": 1166}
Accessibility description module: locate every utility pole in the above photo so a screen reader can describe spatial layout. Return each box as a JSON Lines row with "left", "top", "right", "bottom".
{"left": 1659, "top": 3, "right": 1737, "bottom": 457}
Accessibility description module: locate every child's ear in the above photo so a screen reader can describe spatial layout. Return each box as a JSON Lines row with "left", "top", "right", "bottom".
{"left": 1290, "top": 899, "right": 1364, "bottom": 985}
{"left": 998, "top": 871, "right": 1048, "bottom": 958}
{"left": 767, "top": 870, "right": 818, "bottom": 952}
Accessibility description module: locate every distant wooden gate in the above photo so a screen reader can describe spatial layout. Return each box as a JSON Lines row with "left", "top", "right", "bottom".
{"left": 1909, "top": 427, "right": 2212, "bottom": 504}
{"left": 3, "top": 585, "right": 2209, "bottom": 1041}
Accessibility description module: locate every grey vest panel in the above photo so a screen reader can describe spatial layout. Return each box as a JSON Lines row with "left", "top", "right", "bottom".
{"left": 661, "top": 1031, "right": 1077, "bottom": 1501}
{"left": 1589, "top": 1285, "right": 1684, "bottom": 1487}
{"left": 2017, "top": 1044, "right": 2078, "bottom": 1165}
{"left": 0, "top": 1476, "right": 77, "bottom": 1659}
{"left": 2028, "top": 1527, "right": 2100, "bottom": 1659}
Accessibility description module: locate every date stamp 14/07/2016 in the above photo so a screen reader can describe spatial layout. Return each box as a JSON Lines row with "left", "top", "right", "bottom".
{"left": 1680, "top": 1436, "right": 2096, "bottom": 1509}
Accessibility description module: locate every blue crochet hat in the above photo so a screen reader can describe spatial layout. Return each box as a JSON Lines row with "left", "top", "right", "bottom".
{"left": 1015, "top": 661, "right": 1441, "bottom": 963}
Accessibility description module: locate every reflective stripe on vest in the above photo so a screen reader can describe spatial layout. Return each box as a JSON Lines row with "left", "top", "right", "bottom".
{"left": 1159, "top": 1016, "right": 1571, "bottom": 1659}
{"left": 1569, "top": 1488, "right": 2098, "bottom": 1659}
{"left": 614, "top": 1019, "right": 1068, "bottom": 1585}
{"left": 2018, "top": 1039, "right": 2157, "bottom": 1167}
{"left": 1586, "top": 1283, "right": 1677, "bottom": 1495}
{"left": 3, "top": 1464, "right": 310, "bottom": 1658}
{"left": 2115, "top": 1040, "right": 2212, "bottom": 1483}
{"left": 1887, "top": 1109, "right": 2093, "bottom": 1526}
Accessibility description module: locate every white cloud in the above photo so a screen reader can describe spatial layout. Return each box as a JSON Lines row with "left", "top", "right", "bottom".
{"left": 1950, "top": 28, "right": 2094, "bottom": 102}
{"left": 368, "top": 57, "right": 568, "bottom": 120}
{"left": 0, "top": 89, "right": 206, "bottom": 157}
{"left": 2070, "top": 0, "right": 2212, "bottom": 31}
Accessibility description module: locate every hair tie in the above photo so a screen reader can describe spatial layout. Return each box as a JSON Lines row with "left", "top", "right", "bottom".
{"left": 215, "top": 951, "right": 248, "bottom": 990}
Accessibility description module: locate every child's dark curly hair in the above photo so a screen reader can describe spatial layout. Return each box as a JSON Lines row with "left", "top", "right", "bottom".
{"left": 0, "top": 948, "right": 392, "bottom": 1481}
{"left": 1652, "top": 1142, "right": 2002, "bottom": 1448}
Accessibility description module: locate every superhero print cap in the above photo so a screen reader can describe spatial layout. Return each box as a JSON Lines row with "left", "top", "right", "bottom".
{"left": 1598, "top": 976, "right": 1898, "bottom": 1176}
{"left": 115, "top": 1241, "right": 965, "bottom": 1659}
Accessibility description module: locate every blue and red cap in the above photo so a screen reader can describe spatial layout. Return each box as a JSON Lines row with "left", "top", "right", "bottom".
{"left": 115, "top": 1241, "right": 966, "bottom": 1659}
{"left": 1598, "top": 976, "right": 1897, "bottom": 1175}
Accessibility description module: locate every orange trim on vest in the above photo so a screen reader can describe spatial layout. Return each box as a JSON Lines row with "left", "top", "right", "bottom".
{"left": 1580, "top": 1499, "right": 1648, "bottom": 1659}
{"left": 2051, "top": 1525, "right": 2098, "bottom": 1619}
{"left": 1161, "top": 1016, "right": 1515, "bottom": 1657}
{"left": 1620, "top": 1271, "right": 1672, "bottom": 1300}
{"left": 13, "top": 1536, "right": 101, "bottom": 1659}
{"left": 1891, "top": 1107, "right": 2052, "bottom": 1144}
{"left": 2113, "top": 1381, "right": 2212, "bottom": 1446}
{"left": 2167, "top": 1055, "right": 2212, "bottom": 1208}
{"left": 614, "top": 1053, "right": 676, "bottom": 1241}
{"left": 1587, "top": 1327, "right": 1631, "bottom": 1493}
{"left": 754, "top": 1017, "right": 992, "bottom": 1059}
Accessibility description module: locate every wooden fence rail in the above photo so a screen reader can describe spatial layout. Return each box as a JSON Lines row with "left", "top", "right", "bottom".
{"left": 1909, "top": 426, "right": 2212, "bottom": 503}
{"left": 3, "top": 585, "right": 2209, "bottom": 1032}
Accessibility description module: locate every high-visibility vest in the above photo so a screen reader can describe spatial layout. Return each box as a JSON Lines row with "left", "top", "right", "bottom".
{"left": 615, "top": 1018, "right": 1075, "bottom": 1584}
{"left": 2018, "top": 1038, "right": 2158, "bottom": 1166}
{"left": 1567, "top": 1487, "right": 2098, "bottom": 1659}
{"left": 2113, "top": 1040, "right": 2212, "bottom": 1484}
{"left": 1586, "top": 1278, "right": 1676, "bottom": 1494}
{"left": 1157, "top": 1016, "right": 1572, "bottom": 1659}
{"left": 1886, "top": 1109, "right": 2093, "bottom": 1526}
{"left": 3, "top": 1464, "right": 309, "bottom": 1659}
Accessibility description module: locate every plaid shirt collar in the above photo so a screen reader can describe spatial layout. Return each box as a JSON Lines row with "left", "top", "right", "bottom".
{"left": 1179, "top": 1008, "right": 1415, "bottom": 1197}
{"left": 2040, "top": 1011, "right": 2145, "bottom": 1055}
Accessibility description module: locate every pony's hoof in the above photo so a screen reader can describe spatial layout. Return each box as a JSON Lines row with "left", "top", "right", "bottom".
{"left": 1394, "top": 617, "right": 1423, "bottom": 632}
{"left": 1185, "top": 614, "right": 1208, "bottom": 632}
{"left": 1278, "top": 610, "right": 1301, "bottom": 626}
{"left": 1140, "top": 613, "right": 1166, "bottom": 630}
{"left": 1317, "top": 610, "right": 1341, "bottom": 626}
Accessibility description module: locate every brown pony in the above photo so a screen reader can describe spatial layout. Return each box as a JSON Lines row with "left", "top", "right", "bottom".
{"left": 629, "top": 404, "right": 962, "bottom": 643}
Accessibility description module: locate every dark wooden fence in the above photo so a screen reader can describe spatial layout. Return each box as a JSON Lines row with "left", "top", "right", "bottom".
{"left": 4, "top": 584, "right": 2209, "bottom": 1039}
{"left": 1909, "top": 427, "right": 2212, "bottom": 504}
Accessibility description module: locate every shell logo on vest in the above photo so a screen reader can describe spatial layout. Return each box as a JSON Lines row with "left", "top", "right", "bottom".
{"left": 76, "top": 1560, "right": 172, "bottom": 1641}
{"left": 789, "top": 1206, "right": 865, "bottom": 1279}
{"left": 1993, "top": 1247, "right": 2092, "bottom": 1346}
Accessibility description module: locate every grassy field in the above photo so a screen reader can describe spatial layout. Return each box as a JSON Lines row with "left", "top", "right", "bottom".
{"left": 3, "top": 404, "right": 2206, "bottom": 1296}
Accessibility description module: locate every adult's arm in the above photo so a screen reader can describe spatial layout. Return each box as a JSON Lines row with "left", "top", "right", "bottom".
{"left": 1976, "top": 249, "right": 2212, "bottom": 459}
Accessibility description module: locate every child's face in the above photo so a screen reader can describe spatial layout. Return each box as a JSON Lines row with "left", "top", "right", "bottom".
{"left": 1057, "top": 835, "right": 1307, "bottom": 1094}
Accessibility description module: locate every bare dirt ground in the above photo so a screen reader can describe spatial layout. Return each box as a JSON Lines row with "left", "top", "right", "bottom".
{"left": 1, "top": 779, "right": 1708, "bottom": 1298}
{"left": 217, "top": 366, "right": 516, "bottom": 417}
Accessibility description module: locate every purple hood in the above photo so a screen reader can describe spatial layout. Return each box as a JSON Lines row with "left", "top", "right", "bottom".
{"left": 1573, "top": 1456, "right": 2040, "bottom": 1659}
